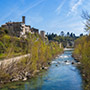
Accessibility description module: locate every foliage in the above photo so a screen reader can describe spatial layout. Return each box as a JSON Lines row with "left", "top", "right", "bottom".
{"left": 0, "top": 29, "right": 63, "bottom": 83}
{"left": 0, "top": 27, "right": 9, "bottom": 35}
{"left": 0, "top": 41, "right": 6, "bottom": 53}
{"left": 74, "top": 35, "right": 90, "bottom": 90}
{"left": 46, "top": 32, "right": 78, "bottom": 48}
{"left": 82, "top": 11, "right": 90, "bottom": 34}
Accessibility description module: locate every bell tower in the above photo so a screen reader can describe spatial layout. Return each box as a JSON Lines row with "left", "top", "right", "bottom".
{"left": 22, "top": 16, "right": 25, "bottom": 24}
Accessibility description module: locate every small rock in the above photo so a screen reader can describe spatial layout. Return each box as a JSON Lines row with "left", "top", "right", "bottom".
{"left": 18, "top": 75, "right": 23, "bottom": 80}
{"left": 42, "top": 67, "right": 45, "bottom": 69}
{"left": 56, "top": 64, "right": 58, "bottom": 66}
{"left": 36, "top": 70, "right": 40, "bottom": 73}
{"left": 23, "top": 77, "right": 27, "bottom": 81}
{"left": 12, "top": 78, "right": 19, "bottom": 82}
{"left": 44, "top": 67, "right": 48, "bottom": 70}
{"left": 25, "top": 72, "right": 28, "bottom": 76}
{"left": 64, "top": 60, "right": 67, "bottom": 62}
{"left": 71, "top": 62, "right": 75, "bottom": 64}
{"left": 48, "top": 62, "right": 51, "bottom": 65}
{"left": 82, "top": 74, "right": 85, "bottom": 77}
{"left": 77, "top": 62, "right": 81, "bottom": 65}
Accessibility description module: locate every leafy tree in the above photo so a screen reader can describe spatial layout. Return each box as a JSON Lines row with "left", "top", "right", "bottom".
{"left": 80, "top": 33, "right": 83, "bottom": 37}
{"left": 46, "top": 32, "right": 78, "bottom": 48}
{"left": 0, "top": 41, "right": 6, "bottom": 53}
{"left": 67, "top": 32, "right": 70, "bottom": 37}
{"left": 73, "top": 35, "right": 90, "bottom": 90}
{"left": 60, "top": 31, "right": 64, "bottom": 36}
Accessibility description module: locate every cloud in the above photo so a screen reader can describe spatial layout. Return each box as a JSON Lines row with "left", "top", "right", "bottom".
{"left": 27, "top": 16, "right": 44, "bottom": 25}
{"left": 1, "top": 0, "right": 46, "bottom": 23}
{"left": 0, "top": 6, "right": 19, "bottom": 24}
{"left": 44, "top": 17, "right": 85, "bottom": 35}
{"left": 67, "top": 0, "right": 84, "bottom": 16}
{"left": 17, "top": 0, "right": 46, "bottom": 17}
{"left": 55, "top": 0, "right": 66, "bottom": 15}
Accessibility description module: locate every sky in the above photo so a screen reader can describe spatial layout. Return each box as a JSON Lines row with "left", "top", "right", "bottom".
{"left": 0, "top": 0, "right": 90, "bottom": 35}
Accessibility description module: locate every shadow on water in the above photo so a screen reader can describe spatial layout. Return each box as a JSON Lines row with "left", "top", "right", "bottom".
{"left": 1, "top": 50, "right": 83, "bottom": 90}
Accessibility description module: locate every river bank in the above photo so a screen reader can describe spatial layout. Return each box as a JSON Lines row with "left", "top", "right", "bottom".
{"left": 72, "top": 53, "right": 89, "bottom": 90}
{"left": 0, "top": 50, "right": 83, "bottom": 90}
{"left": 0, "top": 34, "right": 64, "bottom": 85}
{"left": 73, "top": 35, "right": 90, "bottom": 90}
{"left": 0, "top": 50, "right": 63, "bottom": 85}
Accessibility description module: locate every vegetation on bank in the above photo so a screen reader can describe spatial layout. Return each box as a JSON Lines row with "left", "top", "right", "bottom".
{"left": 46, "top": 31, "right": 80, "bottom": 47}
{"left": 73, "top": 35, "right": 90, "bottom": 90}
{"left": 73, "top": 11, "right": 90, "bottom": 90}
{"left": 0, "top": 27, "right": 63, "bottom": 84}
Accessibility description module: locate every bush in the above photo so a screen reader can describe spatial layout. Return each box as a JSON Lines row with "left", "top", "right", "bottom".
{"left": 0, "top": 41, "right": 6, "bottom": 53}
{"left": 74, "top": 35, "right": 90, "bottom": 90}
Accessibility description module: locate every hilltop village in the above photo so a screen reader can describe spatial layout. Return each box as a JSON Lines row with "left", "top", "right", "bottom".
{"left": 1, "top": 16, "right": 46, "bottom": 39}
{"left": 0, "top": 16, "right": 79, "bottom": 85}
{"left": 0, "top": 16, "right": 76, "bottom": 48}
{"left": 0, "top": 16, "right": 63, "bottom": 84}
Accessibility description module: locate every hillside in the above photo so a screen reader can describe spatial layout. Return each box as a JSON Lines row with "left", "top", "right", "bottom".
{"left": 0, "top": 27, "right": 63, "bottom": 84}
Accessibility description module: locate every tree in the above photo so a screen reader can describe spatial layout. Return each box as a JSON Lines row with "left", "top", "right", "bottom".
{"left": 80, "top": 33, "right": 83, "bottom": 37}
{"left": 60, "top": 31, "right": 64, "bottom": 36}
{"left": 82, "top": 11, "right": 90, "bottom": 34}
{"left": 67, "top": 32, "right": 70, "bottom": 37}
{"left": 70, "top": 33, "right": 73, "bottom": 37}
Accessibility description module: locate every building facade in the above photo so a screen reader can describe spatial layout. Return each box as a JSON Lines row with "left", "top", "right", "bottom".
{"left": 1, "top": 16, "right": 38, "bottom": 37}
{"left": 1, "top": 16, "right": 47, "bottom": 39}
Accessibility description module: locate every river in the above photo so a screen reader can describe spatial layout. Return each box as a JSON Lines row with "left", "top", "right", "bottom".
{"left": 1, "top": 50, "right": 83, "bottom": 90}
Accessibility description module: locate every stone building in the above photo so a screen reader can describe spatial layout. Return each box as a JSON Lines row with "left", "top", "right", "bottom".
{"left": 1, "top": 16, "right": 31, "bottom": 37}
{"left": 1, "top": 16, "right": 48, "bottom": 39}
{"left": 40, "top": 30, "right": 48, "bottom": 41}
{"left": 40, "top": 31, "right": 45, "bottom": 38}
{"left": 31, "top": 27, "right": 39, "bottom": 34}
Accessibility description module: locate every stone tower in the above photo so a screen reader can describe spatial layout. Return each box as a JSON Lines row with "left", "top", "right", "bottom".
{"left": 40, "top": 31, "right": 45, "bottom": 38}
{"left": 22, "top": 16, "right": 25, "bottom": 24}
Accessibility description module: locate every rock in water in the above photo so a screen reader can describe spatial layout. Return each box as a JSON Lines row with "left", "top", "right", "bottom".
{"left": 71, "top": 62, "right": 75, "bottom": 64}
{"left": 48, "top": 62, "right": 51, "bottom": 65}
{"left": 56, "top": 64, "right": 58, "bottom": 66}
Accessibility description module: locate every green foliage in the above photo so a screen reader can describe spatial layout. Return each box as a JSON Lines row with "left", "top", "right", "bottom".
{"left": 0, "top": 70, "right": 10, "bottom": 83}
{"left": 0, "top": 27, "right": 8, "bottom": 35}
{"left": 74, "top": 35, "right": 90, "bottom": 90}
{"left": 46, "top": 32, "right": 78, "bottom": 48}
{"left": 0, "top": 41, "right": 6, "bottom": 53}
{"left": 0, "top": 31, "right": 63, "bottom": 83}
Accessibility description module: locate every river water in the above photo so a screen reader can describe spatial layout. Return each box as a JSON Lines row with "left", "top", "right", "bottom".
{"left": 1, "top": 50, "right": 83, "bottom": 90}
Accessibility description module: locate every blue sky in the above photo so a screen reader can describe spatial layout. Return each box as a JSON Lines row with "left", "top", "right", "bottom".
{"left": 0, "top": 0, "right": 90, "bottom": 35}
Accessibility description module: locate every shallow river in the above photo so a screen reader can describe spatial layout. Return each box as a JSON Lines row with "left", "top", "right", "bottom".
{"left": 1, "top": 50, "right": 83, "bottom": 90}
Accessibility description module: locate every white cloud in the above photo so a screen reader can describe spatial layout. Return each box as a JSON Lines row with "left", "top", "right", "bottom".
{"left": 44, "top": 17, "right": 85, "bottom": 35}
{"left": 1, "top": 0, "right": 46, "bottom": 23}
{"left": 67, "top": 0, "right": 84, "bottom": 16}
{"left": 18, "top": 0, "right": 46, "bottom": 17}
{"left": 55, "top": 0, "right": 66, "bottom": 15}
